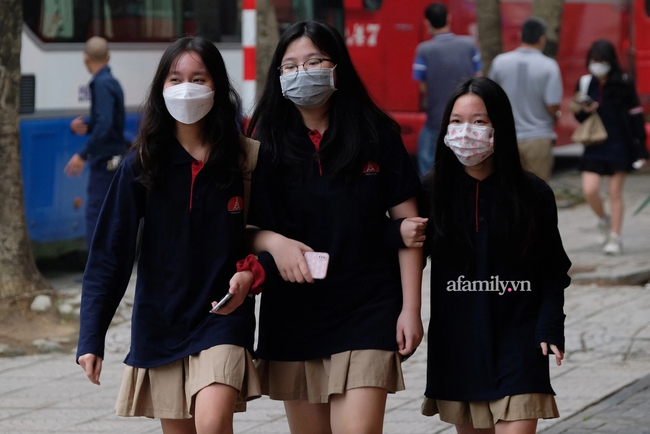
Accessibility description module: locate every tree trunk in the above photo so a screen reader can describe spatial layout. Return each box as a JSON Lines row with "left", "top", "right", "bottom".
{"left": 532, "top": 0, "right": 565, "bottom": 59}
{"left": 476, "top": 0, "right": 503, "bottom": 76}
{"left": 0, "top": 0, "right": 50, "bottom": 299}
{"left": 256, "top": 0, "right": 280, "bottom": 100}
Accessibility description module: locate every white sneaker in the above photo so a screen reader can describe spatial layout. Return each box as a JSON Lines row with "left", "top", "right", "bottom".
{"left": 597, "top": 215, "right": 611, "bottom": 244}
{"left": 603, "top": 232, "right": 622, "bottom": 255}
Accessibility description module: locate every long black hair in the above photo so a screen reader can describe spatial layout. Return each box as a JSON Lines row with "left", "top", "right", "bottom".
{"left": 586, "top": 39, "right": 624, "bottom": 81}
{"left": 429, "top": 77, "right": 537, "bottom": 260}
{"left": 585, "top": 39, "right": 632, "bottom": 102}
{"left": 247, "top": 21, "right": 399, "bottom": 182}
{"left": 134, "top": 36, "right": 244, "bottom": 190}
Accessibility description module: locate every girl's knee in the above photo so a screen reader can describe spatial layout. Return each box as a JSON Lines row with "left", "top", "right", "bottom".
{"left": 194, "top": 414, "right": 232, "bottom": 434}
{"left": 608, "top": 185, "right": 625, "bottom": 201}
{"left": 193, "top": 383, "right": 237, "bottom": 434}
{"left": 160, "top": 418, "right": 197, "bottom": 434}
{"left": 609, "top": 192, "right": 624, "bottom": 202}
{"left": 583, "top": 187, "right": 601, "bottom": 200}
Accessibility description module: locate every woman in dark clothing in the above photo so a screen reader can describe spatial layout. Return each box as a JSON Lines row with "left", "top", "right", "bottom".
{"left": 420, "top": 77, "right": 571, "bottom": 433}
{"left": 76, "top": 37, "right": 263, "bottom": 433}
{"left": 574, "top": 39, "right": 648, "bottom": 255}
{"left": 246, "top": 21, "right": 424, "bottom": 434}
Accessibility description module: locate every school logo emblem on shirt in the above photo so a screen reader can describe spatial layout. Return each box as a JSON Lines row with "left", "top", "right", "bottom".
{"left": 228, "top": 196, "right": 244, "bottom": 213}
{"left": 362, "top": 161, "right": 380, "bottom": 175}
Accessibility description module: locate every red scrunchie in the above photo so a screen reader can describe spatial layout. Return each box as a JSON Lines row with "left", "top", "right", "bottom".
{"left": 236, "top": 254, "right": 265, "bottom": 295}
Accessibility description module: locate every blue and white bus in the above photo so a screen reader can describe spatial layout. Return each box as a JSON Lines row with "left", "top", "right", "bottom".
{"left": 18, "top": 0, "right": 356, "bottom": 260}
{"left": 20, "top": 0, "right": 245, "bottom": 258}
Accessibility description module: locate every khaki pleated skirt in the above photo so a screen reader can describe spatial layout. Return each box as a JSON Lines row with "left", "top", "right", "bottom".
{"left": 421, "top": 393, "right": 559, "bottom": 429}
{"left": 256, "top": 349, "right": 405, "bottom": 404}
{"left": 115, "top": 344, "right": 261, "bottom": 419}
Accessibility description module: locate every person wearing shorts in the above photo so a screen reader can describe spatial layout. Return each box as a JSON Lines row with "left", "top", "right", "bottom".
{"left": 76, "top": 37, "right": 263, "bottom": 434}
{"left": 246, "top": 21, "right": 426, "bottom": 434}
{"left": 420, "top": 77, "right": 571, "bottom": 433}
{"left": 573, "top": 39, "right": 648, "bottom": 255}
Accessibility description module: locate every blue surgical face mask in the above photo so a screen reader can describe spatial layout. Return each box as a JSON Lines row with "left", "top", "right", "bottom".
{"left": 279, "top": 67, "right": 337, "bottom": 108}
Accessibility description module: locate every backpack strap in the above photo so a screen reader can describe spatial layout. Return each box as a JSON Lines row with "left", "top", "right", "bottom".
{"left": 239, "top": 135, "right": 260, "bottom": 223}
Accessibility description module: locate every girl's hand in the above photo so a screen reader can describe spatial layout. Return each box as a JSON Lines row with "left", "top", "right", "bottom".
{"left": 583, "top": 101, "right": 599, "bottom": 113}
{"left": 400, "top": 217, "right": 428, "bottom": 248}
{"left": 396, "top": 308, "right": 423, "bottom": 356}
{"left": 78, "top": 353, "right": 103, "bottom": 385}
{"left": 540, "top": 342, "right": 564, "bottom": 366}
{"left": 267, "top": 234, "right": 314, "bottom": 283}
{"left": 211, "top": 271, "right": 253, "bottom": 315}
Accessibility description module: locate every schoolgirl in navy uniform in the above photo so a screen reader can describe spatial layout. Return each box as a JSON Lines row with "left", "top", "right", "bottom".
{"left": 76, "top": 37, "right": 263, "bottom": 434}
{"left": 574, "top": 39, "right": 648, "bottom": 255}
{"left": 420, "top": 77, "right": 571, "bottom": 433}
{"left": 245, "top": 21, "right": 425, "bottom": 434}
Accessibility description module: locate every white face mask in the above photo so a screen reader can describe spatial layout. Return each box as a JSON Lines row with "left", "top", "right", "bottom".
{"left": 444, "top": 123, "right": 495, "bottom": 166}
{"left": 163, "top": 82, "right": 214, "bottom": 124}
{"left": 588, "top": 62, "right": 611, "bottom": 78}
{"left": 280, "top": 67, "right": 336, "bottom": 108}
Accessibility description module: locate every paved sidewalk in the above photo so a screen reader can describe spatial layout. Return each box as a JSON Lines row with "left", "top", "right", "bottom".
{"left": 543, "top": 373, "right": 650, "bottom": 434}
{"left": 0, "top": 167, "right": 649, "bottom": 433}
{"left": 549, "top": 165, "right": 650, "bottom": 285}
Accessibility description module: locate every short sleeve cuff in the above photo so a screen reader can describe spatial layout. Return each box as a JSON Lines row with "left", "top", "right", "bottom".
{"left": 236, "top": 254, "right": 265, "bottom": 295}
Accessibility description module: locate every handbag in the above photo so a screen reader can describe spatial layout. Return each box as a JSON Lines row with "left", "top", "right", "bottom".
{"left": 571, "top": 112, "right": 608, "bottom": 146}
{"left": 571, "top": 74, "right": 608, "bottom": 146}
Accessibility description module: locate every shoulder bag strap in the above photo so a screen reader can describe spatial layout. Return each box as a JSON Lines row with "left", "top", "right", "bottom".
{"left": 239, "top": 135, "right": 261, "bottom": 223}
{"left": 579, "top": 74, "right": 592, "bottom": 95}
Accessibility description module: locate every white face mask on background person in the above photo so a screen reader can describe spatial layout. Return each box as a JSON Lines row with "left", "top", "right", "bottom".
{"left": 280, "top": 67, "right": 337, "bottom": 108}
{"left": 163, "top": 82, "right": 215, "bottom": 124}
{"left": 588, "top": 62, "right": 611, "bottom": 78}
{"left": 444, "top": 123, "right": 495, "bottom": 166}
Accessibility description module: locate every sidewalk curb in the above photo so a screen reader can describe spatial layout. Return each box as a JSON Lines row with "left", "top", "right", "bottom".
{"left": 541, "top": 373, "right": 650, "bottom": 433}
{"left": 571, "top": 267, "right": 650, "bottom": 286}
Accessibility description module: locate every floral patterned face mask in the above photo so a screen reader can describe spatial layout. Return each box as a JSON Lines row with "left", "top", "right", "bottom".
{"left": 444, "top": 123, "right": 495, "bottom": 166}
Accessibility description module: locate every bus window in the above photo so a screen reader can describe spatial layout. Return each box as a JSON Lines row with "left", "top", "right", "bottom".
{"left": 274, "top": 0, "right": 344, "bottom": 34}
{"left": 647, "top": 0, "right": 650, "bottom": 17}
{"left": 22, "top": 0, "right": 240, "bottom": 43}
{"left": 364, "top": 0, "right": 382, "bottom": 12}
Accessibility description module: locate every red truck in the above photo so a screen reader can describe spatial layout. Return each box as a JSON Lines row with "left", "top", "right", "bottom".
{"left": 339, "top": 0, "right": 650, "bottom": 153}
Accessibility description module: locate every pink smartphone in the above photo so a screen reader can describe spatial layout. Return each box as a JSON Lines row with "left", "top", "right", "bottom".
{"left": 304, "top": 252, "right": 330, "bottom": 279}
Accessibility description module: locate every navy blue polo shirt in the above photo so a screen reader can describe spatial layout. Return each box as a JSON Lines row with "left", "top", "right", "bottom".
{"left": 77, "top": 139, "right": 255, "bottom": 368}
{"left": 249, "top": 125, "right": 421, "bottom": 361}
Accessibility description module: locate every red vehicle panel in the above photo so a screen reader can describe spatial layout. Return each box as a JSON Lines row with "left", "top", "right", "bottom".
{"left": 340, "top": 0, "right": 650, "bottom": 154}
